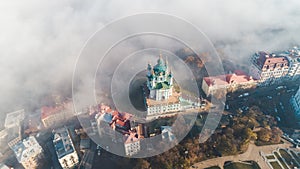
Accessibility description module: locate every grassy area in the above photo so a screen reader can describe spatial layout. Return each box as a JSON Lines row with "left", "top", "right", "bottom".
{"left": 204, "top": 166, "right": 221, "bottom": 169}
{"left": 274, "top": 152, "right": 289, "bottom": 169}
{"left": 270, "top": 161, "right": 282, "bottom": 169}
{"left": 279, "top": 149, "right": 299, "bottom": 168}
{"left": 266, "top": 155, "right": 276, "bottom": 160}
{"left": 224, "top": 161, "right": 260, "bottom": 169}
{"left": 279, "top": 149, "right": 292, "bottom": 161}
{"left": 290, "top": 150, "right": 300, "bottom": 165}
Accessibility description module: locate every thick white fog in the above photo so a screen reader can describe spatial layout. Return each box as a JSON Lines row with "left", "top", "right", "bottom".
{"left": 0, "top": 0, "right": 300, "bottom": 115}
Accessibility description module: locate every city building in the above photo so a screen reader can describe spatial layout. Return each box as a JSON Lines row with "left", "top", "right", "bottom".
{"left": 94, "top": 104, "right": 143, "bottom": 156}
{"left": 11, "top": 136, "right": 43, "bottom": 169}
{"left": 7, "top": 126, "right": 22, "bottom": 148}
{"left": 290, "top": 86, "right": 300, "bottom": 118}
{"left": 137, "top": 123, "right": 148, "bottom": 138}
{"left": 144, "top": 55, "right": 181, "bottom": 116}
{"left": 202, "top": 70, "right": 256, "bottom": 96}
{"left": 95, "top": 104, "right": 132, "bottom": 137}
{"left": 0, "top": 110, "right": 24, "bottom": 154}
{"left": 41, "top": 101, "right": 74, "bottom": 128}
{"left": 4, "top": 109, "right": 25, "bottom": 129}
{"left": 275, "top": 46, "right": 300, "bottom": 81}
{"left": 124, "top": 131, "right": 141, "bottom": 156}
{"left": 96, "top": 111, "right": 116, "bottom": 140}
{"left": 53, "top": 127, "right": 79, "bottom": 169}
{"left": 249, "top": 51, "right": 289, "bottom": 86}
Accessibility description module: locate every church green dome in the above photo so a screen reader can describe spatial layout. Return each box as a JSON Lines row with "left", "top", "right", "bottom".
{"left": 153, "top": 57, "right": 167, "bottom": 74}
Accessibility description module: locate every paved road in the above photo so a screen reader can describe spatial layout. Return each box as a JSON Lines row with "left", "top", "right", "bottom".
{"left": 190, "top": 140, "right": 293, "bottom": 169}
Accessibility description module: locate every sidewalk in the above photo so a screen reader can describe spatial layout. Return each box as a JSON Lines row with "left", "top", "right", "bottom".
{"left": 190, "top": 140, "right": 292, "bottom": 169}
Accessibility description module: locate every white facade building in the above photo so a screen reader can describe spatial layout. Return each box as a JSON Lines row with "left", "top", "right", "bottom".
{"left": 146, "top": 55, "right": 173, "bottom": 101}
{"left": 11, "top": 136, "right": 43, "bottom": 169}
{"left": 124, "top": 132, "right": 141, "bottom": 156}
{"left": 276, "top": 46, "right": 300, "bottom": 81}
{"left": 146, "top": 102, "right": 181, "bottom": 116}
{"left": 249, "top": 51, "right": 289, "bottom": 86}
{"left": 145, "top": 55, "right": 181, "bottom": 116}
{"left": 53, "top": 127, "right": 79, "bottom": 169}
{"left": 291, "top": 86, "right": 300, "bottom": 118}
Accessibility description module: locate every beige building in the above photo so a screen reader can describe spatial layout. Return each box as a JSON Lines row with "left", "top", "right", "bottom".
{"left": 202, "top": 71, "right": 256, "bottom": 96}
{"left": 11, "top": 136, "right": 43, "bottom": 169}
{"left": 249, "top": 51, "right": 289, "bottom": 86}
{"left": 41, "top": 102, "right": 74, "bottom": 128}
{"left": 124, "top": 131, "right": 141, "bottom": 156}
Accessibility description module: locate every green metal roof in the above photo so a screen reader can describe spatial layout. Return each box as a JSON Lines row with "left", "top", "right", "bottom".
{"left": 155, "top": 82, "right": 171, "bottom": 89}
{"left": 153, "top": 57, "right": 167, "bottom": 75}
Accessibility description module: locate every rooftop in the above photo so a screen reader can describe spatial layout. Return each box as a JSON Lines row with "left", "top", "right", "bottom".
{"left": 11, "top": 136, "right": 43, "bottom": 163}
{"left": 153, "top": 55, "right": 167, "bottom": 75}
{"left": 41, "top": 101, "right": 73, "bottom": 120}
{"left": 203, "top": 71, "right": 256, "bottom": 87}
{"left": 254, "top": 51, "right": 289, "bottom": 69}
{"left": 124, "top": 131, "right": 140, "bottom": 144}
{"left": 97, "top": 105, "right": 133, "bottom": 132}
{"left": 146, "top": 90, "right": 180, "bottom": 106}
{"left": 4, "top": 109, "right": 25, "bottom": 128}
{"left": 53, "top": 127, "right": 75, "bottom": 159}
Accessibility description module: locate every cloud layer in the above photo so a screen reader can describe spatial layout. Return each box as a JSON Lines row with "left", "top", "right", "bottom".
{"left": 0, "top": 0, "right": 300, "bottom": 115}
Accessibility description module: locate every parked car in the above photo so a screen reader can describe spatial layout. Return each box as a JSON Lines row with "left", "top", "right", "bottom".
{"left": 243, "top": 92, "right": 249, "bottom": 97}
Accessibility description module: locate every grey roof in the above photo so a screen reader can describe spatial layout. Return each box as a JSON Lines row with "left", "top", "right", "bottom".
{"left": 53, "top": 128, "right": 75, "bottom": 159}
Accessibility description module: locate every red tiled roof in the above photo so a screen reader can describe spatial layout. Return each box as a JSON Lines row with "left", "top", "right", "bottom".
{"left": 124, "top": 131, "right": 140, "bottom": 144}
{"left": 115, "top": 119, "right": 126, "bottom": 126}
{"left": 255, "top": 51, "right": 289, "bottom": 69}
{"left": 41, "top": 102, "right": 73, "bottom": 119}
{"left": 41, "top": 106, "right": 63, "bottom": 120}
{"left": 203, "top": 75, "right": 227, "bottom": 86}
{"left": 203, "top": 72, "right": 255, "bottom": 87}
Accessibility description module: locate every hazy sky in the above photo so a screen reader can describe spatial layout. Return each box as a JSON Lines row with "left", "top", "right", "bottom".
{"left": 0, "top": 0, "right": 300, "bottom": 114}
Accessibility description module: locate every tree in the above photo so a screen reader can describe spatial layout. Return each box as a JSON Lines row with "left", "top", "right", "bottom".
{"left": 245, "top": 128, "right": 257, "bottom": 141}
{"left": 134, "top": 159, "right": 151, "bottom": 169}
{"left": 270, "top": 127, "right": 283, "bottom": 144}
{"left": 185, "top": 56, "right": 195, "bottom": 63}
{"left": 257, "top": 128, "right": 272, "bottom": 142}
